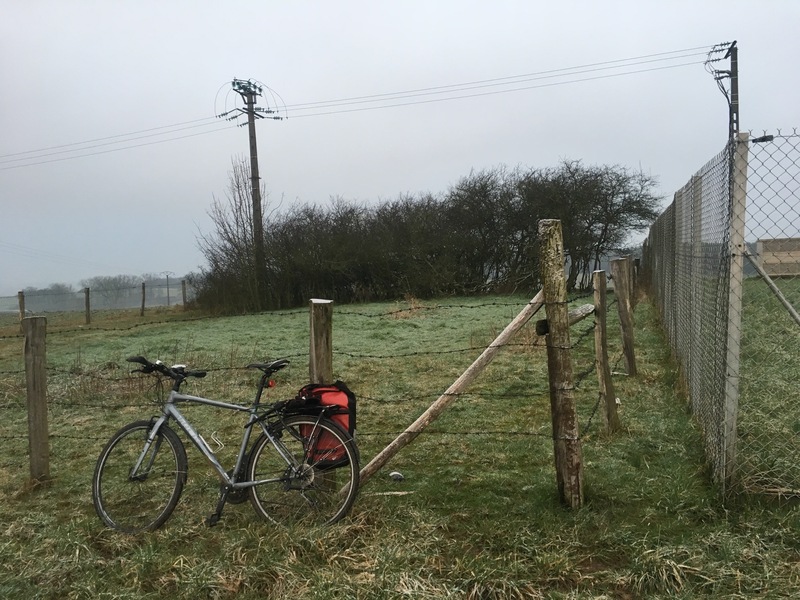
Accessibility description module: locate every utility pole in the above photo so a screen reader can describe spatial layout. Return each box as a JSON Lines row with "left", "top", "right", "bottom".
{"left": 160, "top": 271, "right": 174, "bottom": 306}
{"left": 218, "top": 78, "right": 283, "bottom": 310}
{"left": 726, "top": 41, "right": 739, "bottom": 139}
{"left": 705, "top": 41, "right": 739, "bottom": 141}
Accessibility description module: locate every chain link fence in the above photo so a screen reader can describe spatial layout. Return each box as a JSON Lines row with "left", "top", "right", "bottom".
{"left": 737, "top": 131, "right": 800, "bottom": 496}
{"left": 644, "top": 129, "right": 800, "bottom": 497}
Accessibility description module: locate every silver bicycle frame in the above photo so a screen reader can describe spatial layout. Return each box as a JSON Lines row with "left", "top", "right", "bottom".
{"left": 142, "top": 389, "right": 305, "bottom": 490}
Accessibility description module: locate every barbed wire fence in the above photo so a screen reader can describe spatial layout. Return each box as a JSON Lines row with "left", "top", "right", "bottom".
{"left": 643, "top": 129, "right": 800, "bottom": 497}
{"left": 0, "top": 280, "right": 197, "bottom": 328}
{"left": 0, "top": 293, "right": 614, "bottom": 483}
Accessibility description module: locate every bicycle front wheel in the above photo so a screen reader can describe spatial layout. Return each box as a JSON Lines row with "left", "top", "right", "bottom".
{"left": 248, "top": 415, "right": 359, "bottom": 526}
{"left": 92, "top": 420, "right": 187, "bottom": 533}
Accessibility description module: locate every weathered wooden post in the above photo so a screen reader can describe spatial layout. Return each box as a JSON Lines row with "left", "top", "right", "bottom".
{"left": 17, "top": 290, "right": 25, "bottom": 333}
{"left": 539, "top": 219, "right": 583, "bottom": 509}
{"left": 181, "top": 280, "right": 188, "bottom": 311}
{"left": 84, "top": 287, "right": 91, "bottom": 325}
{"left": 611, "top": 257, "right": 637, "bottom": 377}
{"left": 593, "top": 271, "right": 621, "bottom": 433}
{"left": 359, "top": 290, "right": 545, "bottom": 487}
{"left": 23, "top": 317, "right": 49, "bottom": 484}
{"left": 309, "top": 299, "right": 333, "bottom": 384}
{"left": 140, "top": 282, "right": 146, "bottom": 317}
{"left": 625, "top": 256, "right": 635, "bottom": 309}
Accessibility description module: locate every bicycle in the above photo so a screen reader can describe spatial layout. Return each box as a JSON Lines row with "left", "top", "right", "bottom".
{"left": 92, "top": 356, "right": 359, "bottom": 533}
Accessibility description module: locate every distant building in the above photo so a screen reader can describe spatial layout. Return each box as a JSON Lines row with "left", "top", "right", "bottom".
{"left": 757, "top": 238, "right": 800, "bottom": 276}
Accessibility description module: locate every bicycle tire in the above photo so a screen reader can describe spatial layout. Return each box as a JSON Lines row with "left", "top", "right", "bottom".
{"left": 92, "top": 420, "right": 187, "bottom": 533}
{"left": 247, "top": 415, "right": 359, "bottom": 526}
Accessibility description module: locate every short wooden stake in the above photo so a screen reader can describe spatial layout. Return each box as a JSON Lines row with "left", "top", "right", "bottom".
{"left": 309, "top": 299, "right": 333, "bottom": 384}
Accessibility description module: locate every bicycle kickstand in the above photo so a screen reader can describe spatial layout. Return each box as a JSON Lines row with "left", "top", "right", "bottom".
{"left": 207, "top": 487, "right": 230, "bottom": 527}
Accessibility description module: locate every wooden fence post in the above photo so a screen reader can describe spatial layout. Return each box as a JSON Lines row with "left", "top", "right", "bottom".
{"left": 18, "top": 291, "right": 25, "bottom": 333}
{"left": 611, "top": 257, "right": 637, "bottom": 377}
{"left": 23, "top": 317, "right": 49, "bottom": 484}
{"left": 181, "top": 280, "right": 188, "bottom": 310}
{"left": 593, "top": 271, "right": 621, "bottom": 433}
{"left": 140, "top": 282, "right": 146, "bottom": 317}
{"left": 309, "top": 299, "right": 333, "bottom": 384}
{"left": 625, "top": 256, "right": 635, "bottom": 309}
{"left": 84, "top": 287, "right": 91, "bottom": 325}
{"left": 539, "top": 219, "right": 583, "bottom": 509}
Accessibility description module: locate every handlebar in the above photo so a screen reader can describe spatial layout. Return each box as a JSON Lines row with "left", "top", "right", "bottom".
{"left": 126, "top": 356, "right": 207, "bottom": 380}
{"left": 126, "top": 356, "right": 290, "bottom": 381}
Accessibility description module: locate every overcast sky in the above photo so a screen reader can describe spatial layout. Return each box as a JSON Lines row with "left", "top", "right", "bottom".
{"left": 2, "top": 1, "right": 798, "bottom": 297}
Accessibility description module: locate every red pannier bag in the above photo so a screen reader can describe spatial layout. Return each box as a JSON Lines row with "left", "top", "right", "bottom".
{"left": 294, "top": 381, "right": 356, "bottom": 469}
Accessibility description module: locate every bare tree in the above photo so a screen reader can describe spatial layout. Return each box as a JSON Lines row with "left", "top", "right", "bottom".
{"left": 195, "top": 156, "right": 267, "bottom": 312}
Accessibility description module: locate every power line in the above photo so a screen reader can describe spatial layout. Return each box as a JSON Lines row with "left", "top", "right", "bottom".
{"left": 0, "top": 45, "right": 715, "bottom": 170}
{"left": 289, "top": 60, "right": 705, "bottom": 119}
{"left": 0, "top": 116, "right": 218, "bottom": 159}
{"left": 0, "top": 119, "right": 227, "bottom": 166}
{"left": 285, "top": 45, "right": 711, "bottom": 111}
{"left": 0, "top": 125, "right": 235, "bottom": 171}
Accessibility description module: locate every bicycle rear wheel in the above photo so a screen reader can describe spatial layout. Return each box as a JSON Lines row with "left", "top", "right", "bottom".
{"left": 247, "top": 415, "right": 359, "bottom": 526}
{"left": 92, "top": 420, "right": 187, "bottom": 533}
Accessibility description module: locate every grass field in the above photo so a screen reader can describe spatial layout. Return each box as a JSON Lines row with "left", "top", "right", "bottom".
{"left": 736, "top": 277, "right": 800, "bottom": 496}
{"left": 2, "top": 294, "right": 800, "bottom": 599}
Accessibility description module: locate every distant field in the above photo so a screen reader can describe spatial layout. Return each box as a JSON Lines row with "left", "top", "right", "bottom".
{"left": 2, "top": 294, "right": 800, "bottom": 598}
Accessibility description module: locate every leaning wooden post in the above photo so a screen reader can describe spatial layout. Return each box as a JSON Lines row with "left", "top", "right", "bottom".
{"left": 84, "top": 287, "right": 91, "bottom": 325}
{"left": 611, "top": 258, "right": 637, "bottom": 377}
{"left": 359, "top": 290, "right": 545, "bottom": 487}
{"left": 539, "top": 219, "right": 583, "bottom": 509}
{"left": 309, "top": 299, "right": 333, "bottom": 384}
{"left": 593, "top": 271, "right": 621, "bottom": 433}
{"left": 23, "top": 317, "right": 50, "bottom": 484}
{"left": 140, "top": 282, "right": 146, "bottom": 317}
